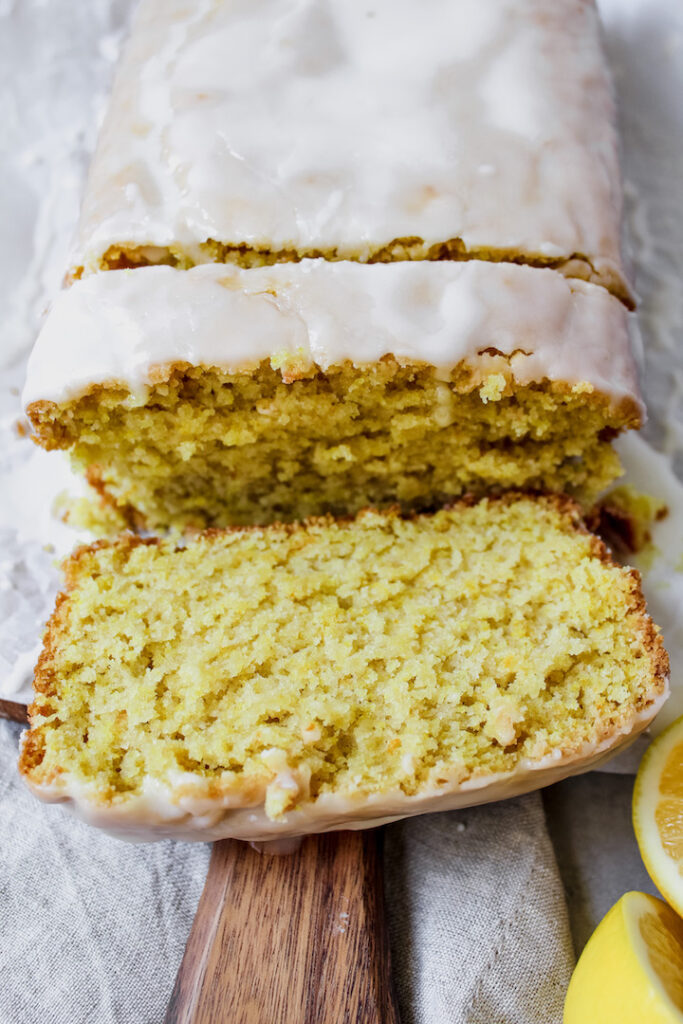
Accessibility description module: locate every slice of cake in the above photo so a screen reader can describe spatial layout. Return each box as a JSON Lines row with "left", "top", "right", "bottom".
{"left": 19, "top": 497, "right": 668, "bottom": 842}
{"left": 72, "top": 0, "right": 631, "bottom": 304}
{"left": 24, "top": 260, "right": 642, "bottom": 530}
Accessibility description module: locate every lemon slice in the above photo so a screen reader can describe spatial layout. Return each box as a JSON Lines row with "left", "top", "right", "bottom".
{"left": 634, "top": 714, "right": 683, "bottom": 917}
{"left": 563, "top": 891, "right": 683, "bottom": 1023}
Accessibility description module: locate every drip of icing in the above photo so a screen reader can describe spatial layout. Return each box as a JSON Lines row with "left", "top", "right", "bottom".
{"left": 23, "top": 261, "right": 642, "bottom": 414}
{"left": 20, "top": 694, "right": 668, "bottom": 843}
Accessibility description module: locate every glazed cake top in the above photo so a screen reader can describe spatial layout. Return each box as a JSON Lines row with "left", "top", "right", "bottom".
{"left": 23, "top": 261, "right": 642, "bottom": 416}
{"left": 73, "top": 0, "right": 629, "bottom": 299}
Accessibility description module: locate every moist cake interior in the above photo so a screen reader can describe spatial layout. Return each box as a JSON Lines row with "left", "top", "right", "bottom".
{"left": 28, "top": 361, "right": 635, "bottom": 530}
{"left": 21, "top": 499, "right": 667, "bottom": 821}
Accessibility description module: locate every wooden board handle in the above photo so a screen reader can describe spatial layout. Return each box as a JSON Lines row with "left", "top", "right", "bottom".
{"left": 0, "top": 699, "right": 28, "bottom": 724}
{"left": 165, "top": 829, "right": 400, "bottom": 1024}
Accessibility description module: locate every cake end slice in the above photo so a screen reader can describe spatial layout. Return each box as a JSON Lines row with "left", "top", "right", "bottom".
{"left": 19, "top": 496, "right": 668, "bottom": 842}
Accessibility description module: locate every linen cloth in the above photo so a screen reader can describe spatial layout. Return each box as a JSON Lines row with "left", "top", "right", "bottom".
{"left": 384, "top": 802, "right": 573, "bottom": 1024}
{"left": 0, "top": 719, "right": 573, "bottom": 1024}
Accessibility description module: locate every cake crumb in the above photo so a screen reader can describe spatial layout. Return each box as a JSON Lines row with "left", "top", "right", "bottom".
{"left": 592, "top": 485, "right": 667, "bottom": 559}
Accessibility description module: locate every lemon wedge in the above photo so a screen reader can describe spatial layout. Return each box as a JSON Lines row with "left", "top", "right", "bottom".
{"left": 634, "top": 714, "right": 683, "bottom": 917}
{"left": 563, "top": 891, "right": 683, "bottom": 1023}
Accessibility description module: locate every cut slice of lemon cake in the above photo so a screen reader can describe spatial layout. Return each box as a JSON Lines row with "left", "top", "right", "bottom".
{"left": 71, "top": 0, "right": 631, "bottom": 304}
{"left": 19, "top": 496, "right": 668, "bottom": 843}
{"left": 24, "top": 261, "right": 642, "bottom": 530}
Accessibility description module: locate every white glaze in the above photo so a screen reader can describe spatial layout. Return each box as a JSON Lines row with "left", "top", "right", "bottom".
{"left": 20, "top": 688, "right": 668, "bottom": 843}
{"left": 73, "top": 0, "right": 629, "bottom": 297}
{"left": 23, "top": 261, "right": 643, "bottom": 414}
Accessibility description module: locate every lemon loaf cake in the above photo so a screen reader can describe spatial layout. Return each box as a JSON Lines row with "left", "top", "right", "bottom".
{"left": 24, "top": 260, "right": 642, "bottom": 530}
{"left": 19, "top": 497, "right": 668, "bottom": 842}
{"left": 71, "top": 0, "right": 631, "bottom": 304}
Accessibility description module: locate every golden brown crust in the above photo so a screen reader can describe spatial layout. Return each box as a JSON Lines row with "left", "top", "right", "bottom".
{"left": 25, "top": 399, "right": 65, "bottom": 450}
{"left": 587, "top": 495, "right": 669, "bottom": 557}
{"left": 620, "top": 568, "right": 670, "bottom": 703}
{"left": 20, "top": 588, "right": 70, "bottom": 776}
{"left": 83, "top": 465, "right": 147, "bottom": 532}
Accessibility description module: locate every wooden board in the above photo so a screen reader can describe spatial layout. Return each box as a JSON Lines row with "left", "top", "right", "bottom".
{"left": 0, "top": 699, "right": 28, "bottom": 724}
{"left": 166, "top": 830, "right": 400, "bottom": 1024}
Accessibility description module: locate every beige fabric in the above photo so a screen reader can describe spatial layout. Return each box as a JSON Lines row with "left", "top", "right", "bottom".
{"left": 1, "top": 721, "right": 573, "bottom": 1024}
{"left": 0, "top": 721, "right": 208, "bottom": 1023}
{"left": 385, "top": 802, "right": 574, "bottom": 1023}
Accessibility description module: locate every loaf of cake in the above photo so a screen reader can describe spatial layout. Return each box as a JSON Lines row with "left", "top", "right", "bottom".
{"left": 25, "top": 0, "right": 641, "bottom": 531}
{"left": 19, "top": 497, "right": 668, "bottom": 842}
{"left": 24, "top": 261, "right": 642, "bottom": 530}
{"left": 71, "top": 0, "right": 631, "bottom": 305}
{"left": 22, "top": 0, "right": 666, "bottom": 843}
